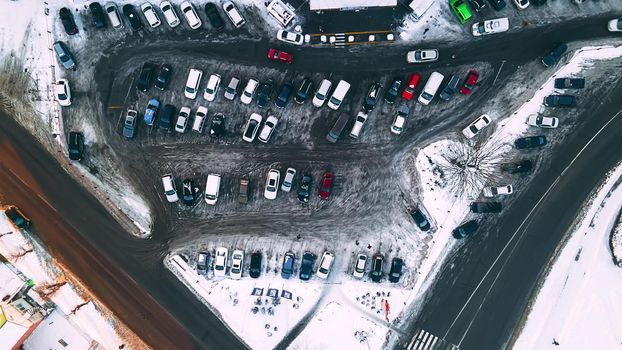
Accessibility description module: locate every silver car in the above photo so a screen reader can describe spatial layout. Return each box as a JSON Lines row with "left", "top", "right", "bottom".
{"left": 53, "top": 41, "right": 76, "bottom": 70}
{"left": 281, "top": 168, "right": 296, "bottom": 192}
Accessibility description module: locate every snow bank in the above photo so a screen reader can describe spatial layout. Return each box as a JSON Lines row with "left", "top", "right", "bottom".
{"left": 610, "top": 215, "right": 622, "bottom": 266}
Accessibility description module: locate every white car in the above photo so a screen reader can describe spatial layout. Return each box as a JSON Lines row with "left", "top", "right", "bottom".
{"left": 54, "top": 79, "right": 72, "bottom": 106}
{"left": 277, "top": 30, "right": 303, "bottom": 45}
{"left": 141, "top": 3, "right": 161, "bottom": 28}
{"left": 192, "top": 106, "right": 208, "bottom": 133}
{"left": 161, "top": 174, "right": 178, "bottom": 202}
{"left": 352, "top": 254, "right": 367, "bottom": 278}
{"left": 527, "top": 114, "right": 559, "bottom": 128}
{"left": 472, "top": 17, "right": 509, "bottom": 37}
{"left": 175, "top": 107, "right": 191, "bottom": 133}
{"left": 391, "top": 105, "right": 409, "bottom": 135}
{"left": 406, "top": 49, "right": 439, "bottom": 63}
{"left": 483, "top": 185, "right": 514, "bottom": 198}
{"left": 240, "top": 79, "right": 259, "bottom": 105}
{"left": 258, "top": 115, "right": 278, "bottom": 143}
{"left": 349, "top": 111, "right": 368, "bottom": 139}
{"left": 281, "top": 167, "right": 296, "bottom": 192}
{"left": 513, "top": 0, "right": 529, "bottom": 9}
{"left": 312, "top": 79, "right": 332, "bottom": 108}
{"left": 224, "top": 76, "right": 240, "bottom": 100}
{"left": 230, "top": 250, "right": 244, "bottom": 279}
{"left": 264, "top": 169, "right": 280, "bottom": 200}
{"left": 462, "top": 114, "right": 492, "bottom": 139}
{"left": 242, "top": 113, "right": 262, "bottom": 142}
{"left": 180, "top": 1, "right": 201, "bottom": 29}
{"left": 214, "top": 247, "right": 228, "bottom": 277}
{"left": 105, "top": 2, "right": 123, "bottom": 29}
{"left": 222, "top": 1, "right": 245, "bottom": 28}
{"left": 203, "top": 74, "right": 221, "bottom": 102}
{"left": 159, "top": 1, "right": 180, "bottom": 28}
{"left": 316, "top": 251, "right": 334, "bottom": 280}
{"left": 608, "top": 18, "right": 622, "bottom": 32}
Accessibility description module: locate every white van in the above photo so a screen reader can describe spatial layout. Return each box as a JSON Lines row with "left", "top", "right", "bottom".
{"left": 312, "top": 79, "right": 332, "bottom": 107}
{"left": 184, "top": 69, "right": 203, "bottom": 99}
{"left": 192, "top": 106, "right": 208, "bottom": 133}
{"left": 327, "top": 80, "right": 351, "bottom": 110}
{"left": 205, "top": 174, "right": 221, "bottom": 205}
{"left": 418, "top": 72, "right": 444, "bottom": 105}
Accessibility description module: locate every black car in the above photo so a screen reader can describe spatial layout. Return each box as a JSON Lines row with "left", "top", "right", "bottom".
{"left": 554, "top": 78, "right": 585, "bottom": 89}
{"left": 470, "top": 201, "right": 502, "bottom": 213}
{"left": 67, "top": 131, "right": 85, "bottom": 161}
{"left": 89, "top": 2, "right": 108, "bottom": 29}
{"left": 370, "top": 254, "right": 384, "bottom": 282}
{"left": 452, "top": 220, "right": 479, "bottom": 239}
{"left": 409, "top": 208, "right": 431, "bottom": 231}
{"left": 363, "top": 82, "right": 382, "bottom": 112}
{"left": 59, "top": 8, "right": 79, "bottom": 35}
{"left": 384, "top": 78, "right": 402, "bottom": 104}
{"left": 488, "top": 0, "right": 506, "bottom": 10}
{"left": 182, "top": 179, "right": 197, "bottom": 206}
{"left": 542, "top": 43, "right": 568, "bottom": 67}
{"left": 294, "top": 78, "right": 314, "bottom": 104}
{"left": 204, "top": 3, "right": 225, "bottom": 30}
{"left": 515, "top": 136, "right": 547, "bottom": 149}
{"left": 210, "top": 113, "right": 226, "bottom": 138}
{"left": 155, "top": 64, "right": 172, "bottom": 90}
{"left": 501, "top": 159, "right": 533, "bottom": 173}
{"left": 136, "top": 64, "right": 154, "bottom": 92}
{"left": 160, "top": 104, "right": 175, "bottom": 131}
{"left": 388, "top": 258, "right": 403, "bottom": 283}
{"left": 122, "top": 4, "right": 143, "bottom": 30}
{"left": 256, "top": 80, "right": 274, "bottom": 108}
{"left": 275, "top": 83, "right": 293, "bottom": 108}
{"left": 299, "top": 252, "right": 317, "bottom": 281}
{"left": 249, "top": 252, "right": 262, "bottom": 278}
{"left": 298, "top": 174, "right": 312, "bottom": 202}
{"left": 468, "top": 0, "right": 487, "bottom": 11}
{"left": 544, "top": 95, "right": 576, "bottom": 107}
{"left": 5, "top": 206, "right": 31, "bottom": 229}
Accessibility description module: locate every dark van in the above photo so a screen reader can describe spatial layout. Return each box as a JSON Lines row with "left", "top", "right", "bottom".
{"left": 326, "top": 113, "right": 350, "bottom": 143}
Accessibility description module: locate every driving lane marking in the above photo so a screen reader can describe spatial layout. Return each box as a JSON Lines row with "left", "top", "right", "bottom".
{"left": 5, "top": 167, "right": 57, "bottom": 212}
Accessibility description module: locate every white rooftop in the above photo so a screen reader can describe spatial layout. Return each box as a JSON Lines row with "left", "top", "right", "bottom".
{"left": 310, "top": 0, "right": 397, "bottom": 11}
{"left": 0, "top": 263, "right": 25, "bottom": 302}
{"left": 0, "top": 312, "right": 30, "bottom": 350}
{"left": 23, "top": 309, "right": 96, "bottom": 350}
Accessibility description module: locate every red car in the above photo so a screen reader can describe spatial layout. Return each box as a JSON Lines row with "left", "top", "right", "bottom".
{"left": 318, "top": 172, "right": 334, "bottom": 200}
{"left": 460, "top": 70, "right": 479, "bottom": 95}
{"left": 268, "top": 48, "right": 292, "bottom": 64}
{"left": 401, "top": 73, "right": 421, "bottom": 101}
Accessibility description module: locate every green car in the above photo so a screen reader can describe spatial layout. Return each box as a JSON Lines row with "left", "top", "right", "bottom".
{"left": 449, "top": 0, "right": 473, "bottom": 24}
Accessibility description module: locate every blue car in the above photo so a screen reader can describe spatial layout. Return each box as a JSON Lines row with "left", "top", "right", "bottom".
{"left": 144, "top": 98, "right": 160, "bottom": 126}
{"left": 281, "top": 252, "right": 295, "bottom": 279}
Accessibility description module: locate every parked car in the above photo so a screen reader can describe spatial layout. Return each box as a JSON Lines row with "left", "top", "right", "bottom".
{"left": 352, "top": 254, "right": 367, "bottom": 278}
{"left": 240, "top": 79, "right": 259, "bottom": 105}
{"left": 501, "top": 159, "right": 533, "bottom": 173}
{"left": 281, "top": 252, "right": 295, "bottom": 279}
{"left": 136, "top": 63, "right": 154, "bottom": 92}
{"left": 175, "top": 106, "right": 190, "bottom": 133}
{"left": 275, "top": 83, "right": 294, "bottom": 108}
{"left": 439, "top": 74, "right": 461, "bottom": 101}
{"left": 123, "top": 109, "right": 138, "bottom": 138}
{"left": 488, "top": 0, "right": 507, "bottom": 11}
{"left": 141, "top": 3, "right": 161, "bottom": 28}
{"left": 298, "top": 174, "right": 312, "bottom": 202}
{"left": 468, "top": 0, "right": 487, "bottom": 12}
{"left": 59, "top": 7, "right": 79, "bottom": 35}
{"left": 483, "top": 185, "right": 513, "bottom": 198}
{"left": 277, "top": 29, "right": 304, "bottom": 45}
{"left": 349, "top": 111, "right": 368, "bottom": 139}
{"left": 312, "top": 79, "right": 332, "bottom": 107}
{"left": 389, "top": 258, "right": 403, "bottom": 283}
{"left": 196, "top": 252, "right": 209, "bottom": 273}
{"left": 238, "top": 177, "right": 249, "bottom": 204}
{"left": 384, "top": 78, "right": 402, "bottom": 104}
{"left": 363, "top": 82, "right": 382, "bottom": 112}
{"left": 179, "top": 179, "right": 196, "bottom": 206}
{"left": 460, "top": 70, "right": 479, "bottom": 95}
{"left": 280, "top": 168, "right": 296, "bottom": 192}
{"left": 470, "top": 201, "right": 502, "bottom": 213}
{"left": 462, "top": 114, "right": 491, "bottom": 139}
{"left": 542, "top": 43, "right": 568, "bottom": 67}
{"left": 53, "top": 41, "right": 76, "bottom": 70}
{"left": 406, "top": 49, "right": 439, "bottom": 63}
{"left": 316, "top": 251, "right": 335, "bottom": 279}
{"left": 54, "top": 79, "right": 72, "bottom": 107}
{"left": 409, "top": 207, "right": 431, "bottom": 231}
{"left": 318, "top": 172, "right": 334, "bottom": 200}
{"left": 267, "top": 48, "right": 292, "bottom": 64}
{"left": 159, "top": 104, "right": 175, "bottom": 131}
{"left": 210, "top": 113, "right": 226, "bottom": 138}
{"left": 256, "top": 80, "right": 274, "bottom": 108}
{"left": 370, "top": 254, "right": 384, "bottom": 282}
{"left": 544, "top": 95, "right": 576, "bottom": 107}
{"left": 452, "top": 220, "right": 479, "bottom": 239}
{"left": 204, "top": 3, "right": 225, "bottom": 30}
{"left": 67, "top": 131, "right": 85, "bottom": 161}
{"left": 214, "top": 247, "right": 228, "bottom": 277}
{"left": 224, "top": 76, "right": 240, "bottom": 100}
{"left": 258, "top": 115, "right": 278, "bottom": 143}
{"left": 299, "top": 252, "right": 316, "bottom": 281}
{"left": 203, "top": 74, "right": 222, "bottom": 101}
{"left": 249, "top": 252, "right": 262, "bottom": 278}
{"left": 527, "top": 114, "right": 558, "bottom": 128}
{"left": 554, "top": 78, "right": 585, "bottom": 89}
{"left": 401, "top": 73, "right": 421, "bottom": 101}
{"left": 513, "top": 0, "right": 530, "bottom": 9}
{"left": 222, "top": 1, "right": 246, "bottom": 28}
{"left": 264, "top": 169, "right": 280, "bottom": 200}
{"left": 105, "top": 2, "right": 123, "bottom": 29}
{"left": 144, "top": 98, "right": 160, "bottom": 126}
{"left": 155, "top": 64, "right": 172, "bottom": 90}
{"left": 191, "top": 106, "right": 207, "bottom": 133}
{"left": 180, "top": 1, "right": 202, "bottom": 29}
{"left": 242, "top": 113, "right": 262, "bottom": 142}
{"left": 184, "top": 68, "right": 203, "bottom": 99}
{"left": 391, "top": 104, "right": 409, "bottom": 135}
{"left": 161, "top": 174, "right": 179, "bottom": 202}
{"left": 450, "top": 0, "right": 473, "bottom": 23}
{"left": 160, "top": 1, "right": 180, "bottom": 28}
{"left": 514, "top": 136, "right": 547, "bottom": 149}
{"left": 295, "top": 78, "right": 314, "bottom": 104}
{"left": 4, "top": 206, "right": 30, "bottom": 229}
{"left": 89, "top": 2, "right": 108, "bottom": 29}
{"left": 122, "top": 4, "right": 143, "bottom": 30}
{"left": 608, "top": 18, "right": 622, "bottom": 32}
{"left": 230, "top": 250, "right": 244, "bottom": 279}
{"left": 472, "top": 17, "right": 509, "bottom": 36}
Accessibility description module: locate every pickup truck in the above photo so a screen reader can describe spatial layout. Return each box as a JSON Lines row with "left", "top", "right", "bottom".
{"left": 238, "top": 177, "right": 249, "bottom": 204}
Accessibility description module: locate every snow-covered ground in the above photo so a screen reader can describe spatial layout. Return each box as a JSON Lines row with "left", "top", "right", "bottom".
{"left": 513, "top": 162, "right": 622, "bottom": 350}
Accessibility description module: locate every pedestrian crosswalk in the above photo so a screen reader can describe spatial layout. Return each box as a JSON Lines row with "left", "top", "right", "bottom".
{"left": 333, "top": 33, "right": 346, "bottom": 47}
{"left": 404, "top": 329, "right": 459, "bottom": 350}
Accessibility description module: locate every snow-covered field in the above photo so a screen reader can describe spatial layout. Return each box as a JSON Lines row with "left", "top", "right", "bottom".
{"left": 513, "top": 162, "right": 622, "bottom": 350}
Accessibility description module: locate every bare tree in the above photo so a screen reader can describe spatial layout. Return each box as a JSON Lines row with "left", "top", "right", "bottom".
{"left": 11, "top": 247, "right": 33, "bottom": 260}
{"left": 36, "top": 281, "right": 67, "bottom": 300}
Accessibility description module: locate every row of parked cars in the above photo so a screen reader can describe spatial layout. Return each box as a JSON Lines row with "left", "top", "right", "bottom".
{"left": 449, "top": 0, "right": 545, "bottom": 26}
